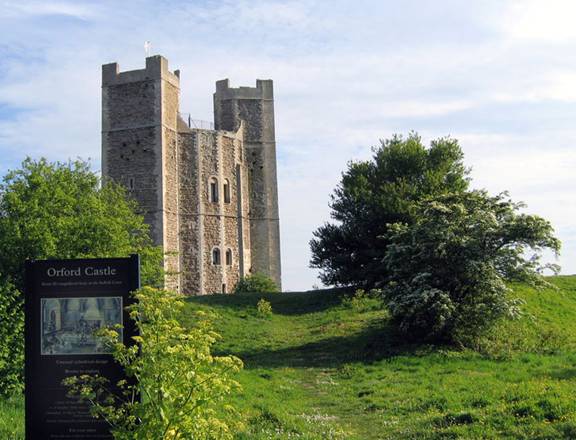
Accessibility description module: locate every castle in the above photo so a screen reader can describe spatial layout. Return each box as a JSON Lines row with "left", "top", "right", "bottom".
{"left": 101, "top": 55, "right": 281, "bottom": 294}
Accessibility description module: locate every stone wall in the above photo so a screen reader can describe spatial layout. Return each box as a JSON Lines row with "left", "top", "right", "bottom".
{"left": 213, "top": 79, "right": 282, "bottom": 289}
{"left": 178, "top": 131, "right": 202, "bottom": 294}
{"left": 102, "top": 63, "right": 164, "bottom": 246}
{"left": 193, "top": 130, "right": 247, "bottom": 294}
{"left": 163, "top": 126, "right": 180, "bottom": 290}
{"left": 162, "top": 79, "right": 180, "bottom": 291}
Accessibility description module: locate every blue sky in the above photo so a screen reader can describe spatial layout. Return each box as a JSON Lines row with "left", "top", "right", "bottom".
{"left": 0, "top": 0, "right": 574, "bottom": 290}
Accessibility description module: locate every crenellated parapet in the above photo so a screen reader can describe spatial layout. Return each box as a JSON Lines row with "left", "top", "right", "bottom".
{"left": 102, "top": 55, "right": 180, "bottom": 87}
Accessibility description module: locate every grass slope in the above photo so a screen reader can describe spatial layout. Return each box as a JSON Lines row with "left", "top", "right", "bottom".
{"left": 2, "top": 276, "right": 576, "bottom": 439}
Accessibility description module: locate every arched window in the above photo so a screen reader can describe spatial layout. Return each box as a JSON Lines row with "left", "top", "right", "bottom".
{"left": 225, "top": 248, "right": 232, "bottom": 266}
{"left": 223, "top": 179, "right": 231, "bottom": 203}
{"left": 212, "top": 247, "right": 221, "bottom": 265}
{"left": 209, "top": 177, "right": 219, "bottom": 203}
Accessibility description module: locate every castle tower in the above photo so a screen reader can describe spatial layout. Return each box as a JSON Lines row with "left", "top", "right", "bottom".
{"left": 101, "top": 55, "right": 281, "bottom": 294}
{"left": 214, "top": 80, "right": 282, "bottom": 289}
{"left": 101, "top": 55, "right": 181, "bottom": 290}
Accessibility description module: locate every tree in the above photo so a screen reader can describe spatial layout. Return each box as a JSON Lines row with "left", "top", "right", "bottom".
{"left": 0, "top": 158, "right": 162, "bottom": 291}
{"left": 382, "top": 191, "right": 561, "bottom": 345}
{"left": 65, "top": 287, "right": 243, "bottom": 440}
{"left": 0, "top": 157, "right": 163, "bottom": 395}
{"left": 310, "top": 133, "right": 469, "bottom": 288}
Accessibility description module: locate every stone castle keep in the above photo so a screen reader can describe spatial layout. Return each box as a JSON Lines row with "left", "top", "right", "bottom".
{"left": 101, "top": 55, "right": 281, "bottom": 294}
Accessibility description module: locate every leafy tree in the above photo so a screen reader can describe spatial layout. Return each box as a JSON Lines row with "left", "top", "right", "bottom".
{"left": 0, "top": 157, "right": 163, "bottom": 394}
{"left": 234, "top": 272, "right": 279, "bottom": 293}
{"left": 65, "top": 287, "right": 243, "bottom": 440}
{"left": 382, "top": 191, "right": 561, "bottom": 345}
{"left": 0, "top": 158, "right": 162, "bottom": 290}
{"left": 310, "top": 133, "right": 469, "bottom": 288}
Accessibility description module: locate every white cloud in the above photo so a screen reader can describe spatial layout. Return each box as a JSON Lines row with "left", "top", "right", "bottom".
{"left": 0, "top": 0, "right": 96, "bottom": 19}
{"left": 491, "top": 71, "right": 576, "bottom": 103}
{"left": 502, "top": 0, "right": 576, "bottom": 42}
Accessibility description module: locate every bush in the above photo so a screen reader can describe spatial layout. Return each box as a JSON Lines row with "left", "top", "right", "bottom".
{"left": 64, "top": 287, "right": 243, "bottom": 439}
{"left": 234, "top": 273, "right": 278, "bottom": 294}
{"left": 0, "top": 278, "right": 23, "bottom": 396}
{"left": 383, "top": 191, "right": 560, "bottom": 345}
{"left": 256, "top": 298, "right": 273, "bottom": 317}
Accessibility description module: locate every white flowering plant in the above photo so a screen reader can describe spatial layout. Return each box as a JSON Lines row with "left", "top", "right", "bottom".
{"left": 382, "top": 190, "right": 560, "bottom": 346}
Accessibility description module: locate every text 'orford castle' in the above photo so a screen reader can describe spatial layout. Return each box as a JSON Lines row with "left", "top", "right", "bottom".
{"left": 102, "top": 55, "right": 281, "bottom": 294}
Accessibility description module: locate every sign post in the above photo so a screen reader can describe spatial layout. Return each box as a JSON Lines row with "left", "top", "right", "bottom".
{"left": 25, "top": 255, "right": 139, "bottom": 440}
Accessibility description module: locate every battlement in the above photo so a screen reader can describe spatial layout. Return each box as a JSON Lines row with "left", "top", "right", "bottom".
{"left": 102, "top": 55, "right": 180, "bottom": 87}
{"left": 215, "top": 79, "right": 273, "bottom": 100}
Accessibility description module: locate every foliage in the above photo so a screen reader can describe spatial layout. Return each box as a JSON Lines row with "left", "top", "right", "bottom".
{"left": 310, "top": 133, "right": 470, "bottom": 288}
{"left": 0, "top": 158, "right": 163, "bottom": 395}
{"left": 382, "top": 190, "right": 561, "bottom": 345}
{"left": 0, "top": 278, "right": 23, "bottom": 396}
{"left": 256, "top": 298, "right": 273, "bottom": 317}
{"left": 64, "top": 287, "right": 243, "bottom": 440}
{"left": 0, "top": 157, "right": 162, "bottom": 291}
{"left": 234, "top": 272, "right": 279, "bottom": 294}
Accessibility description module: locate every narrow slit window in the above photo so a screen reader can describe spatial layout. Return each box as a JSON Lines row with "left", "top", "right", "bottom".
{"left": 128, "top": 177, "right": 135, "bottom": 191}
{"left": 212, "top": 248, "right": 221, "bottom": 265}
{"left": 222, "top": 283, "right": 227, "bottom": 294}
{"left": 210, "top": 178, "right": 219, "bottom": 203}
{"left": 223, "top": 179, "right": 230, "bottom": 203}
{"left": 226, "top": 249, "right": 232, "bottom": 266}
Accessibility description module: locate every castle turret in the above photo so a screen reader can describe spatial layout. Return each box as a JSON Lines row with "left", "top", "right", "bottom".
{"left": 101, "top": 55, "right": 181, "bottom": 290}
{"left": 214, "top": 80, "right": 282, "bottom": 289}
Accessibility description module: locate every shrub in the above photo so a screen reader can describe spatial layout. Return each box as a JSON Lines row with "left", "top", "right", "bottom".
{"left": 383, "top": 191, "right": 560, "bottom": 345}
{"left": 234, "top": 273, "right": 278, "bottom": 294}
{"left": 256, "top": 298, "right": 273, "bottom": 317}
{"left": 64, "top": 287, "right": 243, "bottom": 439}
{"left": 0, "top": 277, "right": 23, "bottom": 396}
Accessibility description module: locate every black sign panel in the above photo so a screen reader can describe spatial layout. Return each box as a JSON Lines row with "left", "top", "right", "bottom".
{"left": 25, "top": 255, "right": 139, "bottom": 440}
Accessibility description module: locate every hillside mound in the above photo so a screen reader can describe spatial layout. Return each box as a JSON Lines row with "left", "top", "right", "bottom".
{"left": 184, "top": 276, "right": 576, "bottom": 439}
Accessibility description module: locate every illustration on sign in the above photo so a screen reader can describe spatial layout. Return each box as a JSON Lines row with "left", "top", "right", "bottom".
{"left": 41, "top": 297, "right": 123, "bottom": 355}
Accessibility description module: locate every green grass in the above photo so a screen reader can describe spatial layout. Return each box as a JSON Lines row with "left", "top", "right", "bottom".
{"left": 3, "top": 276, "right": 576, "bottom": 439}
{"left": 0, "top": 394, "right": 23, "bottom": 439}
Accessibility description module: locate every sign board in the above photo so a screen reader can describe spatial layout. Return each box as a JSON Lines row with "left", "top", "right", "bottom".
{"left": 25, "top": 255, "right": 140, "bottom": 440}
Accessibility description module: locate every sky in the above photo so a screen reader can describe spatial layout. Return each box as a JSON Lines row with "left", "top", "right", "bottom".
{"left": 0, "top": 0, "right": 574, "bottom": 291}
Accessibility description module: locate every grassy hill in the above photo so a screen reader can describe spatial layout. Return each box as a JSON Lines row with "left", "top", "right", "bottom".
{"left": 2, "top": 276, "right": 576, "bottom": 439}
